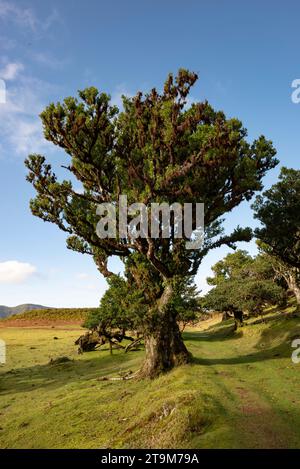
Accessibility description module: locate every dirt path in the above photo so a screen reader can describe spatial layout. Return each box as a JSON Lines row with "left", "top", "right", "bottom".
{"left": 190, "top": 320, "right": 299, "bottom": 448}
{"left": 0, "top": 319, "right": 83, "bottom": 329}
{"left": 233, "top": 385, "right": 293, "bottom": 448}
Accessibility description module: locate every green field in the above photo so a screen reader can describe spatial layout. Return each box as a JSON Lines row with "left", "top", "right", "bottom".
{"left": 1, "top": 315, "right": 300, "bottom": 449}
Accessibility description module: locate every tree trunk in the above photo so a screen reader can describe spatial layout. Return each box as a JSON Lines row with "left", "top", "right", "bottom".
{"left": 292, "top": 285, "right": 300, "bottom": 316}
{"left": 139, "top": 313, "right": 191, "bottom": 378}
{"left": 138, "top": 283, "right": 191, "bottom": 379}
{"left": 287, "top": 273, "right": 300, "bottom": 315}
{"left": 291, "top": 281, "right": 300, "bottom": 306}
{"left": 222, "top": 312, "right": 230, "bottom": 321}
{"left": 233, "top": 309, "right": 243, "bottom": 327}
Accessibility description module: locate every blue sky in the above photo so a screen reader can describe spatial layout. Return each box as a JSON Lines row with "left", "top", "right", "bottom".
{"left": 0, "top": 0, "right": 299, "bottom": 307}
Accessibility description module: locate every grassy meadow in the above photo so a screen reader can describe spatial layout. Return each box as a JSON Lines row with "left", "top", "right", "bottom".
{"left": 1, "top": 310, "right": 300, "bottom": 449}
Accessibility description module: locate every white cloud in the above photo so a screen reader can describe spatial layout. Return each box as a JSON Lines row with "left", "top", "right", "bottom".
{"left": 0, "top": 62, "right": 24, "bottom": 81}
{"left": 9, "top": 120, "right": 46, "bottom": 154}
{"left": 0, "top": 260, "right": 37, "bottom": 284}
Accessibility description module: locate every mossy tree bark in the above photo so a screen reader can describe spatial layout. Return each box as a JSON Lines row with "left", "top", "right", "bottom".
{"left": 139, "top": 283, "right": 191, "bottom": 379}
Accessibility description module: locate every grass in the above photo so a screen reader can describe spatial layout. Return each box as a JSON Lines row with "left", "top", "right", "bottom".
{"left": 1, "top": 313, "right": 300, "bottom": 449}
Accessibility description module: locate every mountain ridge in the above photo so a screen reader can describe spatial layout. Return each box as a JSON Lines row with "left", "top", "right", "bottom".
{"left": 0, "top": 304, "right": 51, "bottom": 319}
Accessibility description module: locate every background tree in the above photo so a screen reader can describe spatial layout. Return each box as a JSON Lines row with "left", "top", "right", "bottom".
{"left": 25, "top": 69, "right": 277, "bottom": 377}
{"left": 172, "top": 278, "right": 202, "bottom": 330}
{"left": 203, "top": 250, "right": 287, "bottom": 324}
{"left": 253, "top": 168, "right": 300, "bottom": 309}
{"left": 257, "top": 241, "right": 300, "bottom": 311}
{"left": 206, "top": 250, "right": 253, "bottom": 286}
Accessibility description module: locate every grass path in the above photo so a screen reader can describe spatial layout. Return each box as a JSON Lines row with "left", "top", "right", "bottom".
{"left": 1, "top": 316, "right": 300, "bottom": 448}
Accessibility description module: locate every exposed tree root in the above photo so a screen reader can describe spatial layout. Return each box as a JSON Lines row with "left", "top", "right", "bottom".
{"left": 97, "top": 370, "right": 139, "bottom": 381}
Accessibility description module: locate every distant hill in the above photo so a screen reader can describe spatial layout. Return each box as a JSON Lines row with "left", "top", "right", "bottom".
{"left": 0, "top": 304, "right": 51, "bottom": 319}
{"left": 1, "top": 307, "right": 98, "bottom": 325}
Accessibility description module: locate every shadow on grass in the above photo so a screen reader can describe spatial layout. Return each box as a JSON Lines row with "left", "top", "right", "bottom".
{"left": 183, "top": 321, "right": 242, "bottom": 342}
{"left": 0, "top": 349, "right": 143, "bottom": 396}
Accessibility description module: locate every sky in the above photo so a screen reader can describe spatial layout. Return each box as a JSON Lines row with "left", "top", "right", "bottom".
{"left": 0, "top": 0, "right": 299, "bottom": 307}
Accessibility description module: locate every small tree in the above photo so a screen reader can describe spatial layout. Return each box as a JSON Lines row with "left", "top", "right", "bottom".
{"left": 25, "top": 70, "right": 277, "bottom": 377}
{"left": 83, "top": 275, "right": 145, "bottom": 332}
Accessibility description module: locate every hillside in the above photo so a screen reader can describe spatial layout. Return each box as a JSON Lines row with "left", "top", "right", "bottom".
{"left": 0, "top": 307, "right": 99, "bottom": 326}
{"left": 0, "top": 304, "right": 50, "bottom": 319}
{"left": 0, "top": 311, "right": 299, "bottom": 448}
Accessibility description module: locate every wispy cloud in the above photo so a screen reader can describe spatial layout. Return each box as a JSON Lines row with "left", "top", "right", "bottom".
{"left": 0, "top": 35, "right": 16, "bottom": 50}
{"left": 0, "top": 260, "right": 37, "bottom": 284}
{"left": 0, "top": 4, "right": 67, "bottom": 159}
{"left": 41, "top": 8, "right": 61, "bottom": 32}
{"left": 0, "top": 66, "right": 60, "bottom": 157}
{"left": 29, "top": 51, "right": 68, "bottom": 70}
{"left": 0, "top": 77, "right": 136, "bottom": 158}
{"left": 0, "top": 1, "right": 61, "bottom": 34}
{"left": 86, "top": 283, "right": 98, "bottom": 291}
{"left": 0, "top": 62, "right": 24, "bottom": 80}
{"left": 0, "top": 0, "right": 37, "bottom": 31}
{"left": 111, "top": 84, "right": 133, "bottom": 110}
{"left": 8, "top": 119, "right": 46, "bottom": 154}
{"left": 77, "top": 273, "right": 89, "bottom": 280}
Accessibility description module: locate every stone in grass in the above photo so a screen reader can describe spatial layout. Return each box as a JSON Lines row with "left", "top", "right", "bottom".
{"left": 19, "top": 421, "right": 30, "bottom": 428}
{"left": 48, "top": 356, "right": 73, "bottom": 365}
